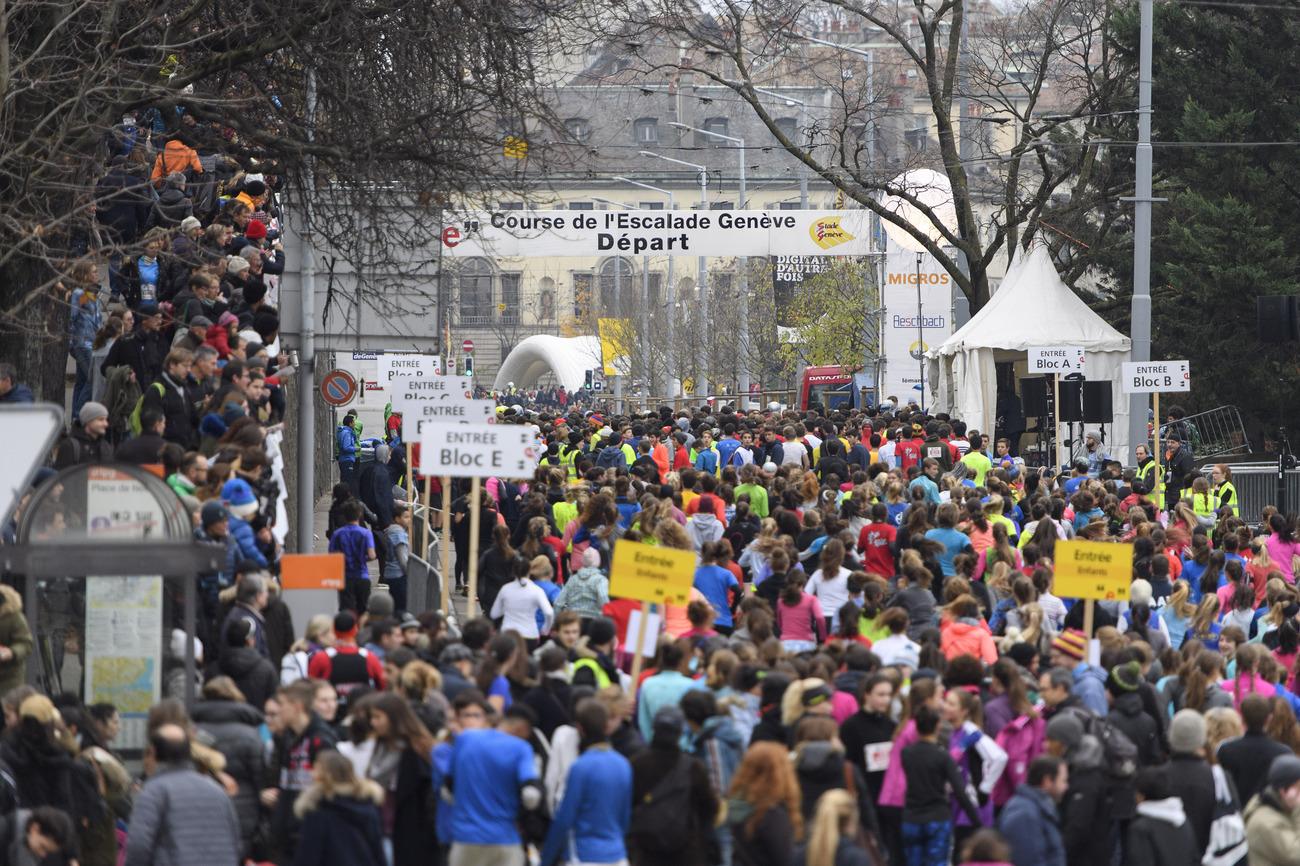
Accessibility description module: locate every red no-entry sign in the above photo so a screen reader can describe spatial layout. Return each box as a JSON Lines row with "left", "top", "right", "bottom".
{"left": 462, "top": 339, "right": 475, "bottom": 353}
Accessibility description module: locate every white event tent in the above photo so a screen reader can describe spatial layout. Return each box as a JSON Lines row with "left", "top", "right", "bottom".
{"left": 493, "top": 334, "right": 603, "bottom": 394}
{"left": 927, "top": 244, "right": 1133, "bottom": 464}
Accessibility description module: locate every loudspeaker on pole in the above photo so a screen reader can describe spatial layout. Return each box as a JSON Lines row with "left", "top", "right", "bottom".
{"left": 1082, "top": 381, "right": 1114, "bottom": 424}
{"left": 1020, "top": 377, "right": 1049, "bottom": 417}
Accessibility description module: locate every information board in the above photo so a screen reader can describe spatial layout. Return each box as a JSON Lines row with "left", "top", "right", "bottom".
{"left": 1053, "top": 540, "right": 1133, "bottom": 601}
{"left": 608, "top": 540, "right": 695, "bottom": 606}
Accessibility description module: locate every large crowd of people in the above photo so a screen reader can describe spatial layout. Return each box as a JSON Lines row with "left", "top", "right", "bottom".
{"left": 12, "top": 393, "right": 1295, "bottom": 866}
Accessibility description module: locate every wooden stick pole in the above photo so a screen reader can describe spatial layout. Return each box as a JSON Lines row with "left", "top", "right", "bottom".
{"left": 440, "top": 476, "right": 452, "bottom": 615}
{"left": 1154, "top": 391, "right": 1163, "bottom": 514}
{"left": 467, "top": 477, "right": 482, "bottom": 618}
{"left": 1054, "top": 373, "right": 1063, "bottom": 471}
{"left": 421, "top": 477, "right": 431, "bottom": 567}
{"left": 1083, "top": 598, "right": 1095, "bottom": 639}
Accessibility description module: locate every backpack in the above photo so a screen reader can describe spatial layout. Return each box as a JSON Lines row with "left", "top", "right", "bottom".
{"left": 129, "top": 381, "right": 166, "bottom": 437}
{"left": 1061, "top": 706, "right": 1138, "bottom": 781}
{"left": 627, "top": 754, "right": 694, "bottom": 857}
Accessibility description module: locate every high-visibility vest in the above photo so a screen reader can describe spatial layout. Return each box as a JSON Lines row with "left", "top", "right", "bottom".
{"left": 1192, "top": 491, "right": 1220, "bottom": 523}
{"left": 570, "top": 657, "right": 611, "bottom": 689}
{"left": 559, "top": 448, "right": 578, "bottom": 478}
{"left": 1137, "top": 460, "right": 1159, "bottom": 506}
{"left": 1217, "top": 481, "right": 1240, "bottom": 517}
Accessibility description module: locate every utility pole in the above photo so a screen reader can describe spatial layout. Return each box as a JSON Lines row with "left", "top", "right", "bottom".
{"left": 1128, "top": 0, "right": 1157, "bottom": 456}
{"left": 614, "top": 177, "right": 674, "bottom": 397}
{"left": 296, "top": 64, "right": 317, "bottom": 553}
{"left": 641, "top": 151, "right": 709, "bottom": 397}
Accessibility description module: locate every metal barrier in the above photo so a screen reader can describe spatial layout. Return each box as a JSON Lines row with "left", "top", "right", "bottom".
{"left": 1163, "top": 406, "right": 1251, "bottom": 459}
{"left": 1194, "top": 460, "right": 1296, "bottom": 522}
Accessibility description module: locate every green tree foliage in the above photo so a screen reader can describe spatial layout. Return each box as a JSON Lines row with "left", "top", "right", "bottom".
{"left": 1082, "top": 1, "right": 1300, "bottom": 443}
{"left": 784, "top": 258, "right": 880, "bottom": 372}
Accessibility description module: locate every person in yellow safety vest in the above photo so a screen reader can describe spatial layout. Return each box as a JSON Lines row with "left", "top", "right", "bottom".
{"left": 1135, "top": 444, "right": 1160, "bottom": 508}
{"left": 1190, "top": 476, "right": 1220, "bottom": 526}
{"left": 1212, "top": 463, "right": 1240, "bottom": 518}
{"left": 570, "top": 617, "right": 620, "bottom": 689}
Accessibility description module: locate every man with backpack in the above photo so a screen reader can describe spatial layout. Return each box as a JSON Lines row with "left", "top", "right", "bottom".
{"left": 1045, "top": 712, "right": 1118, "bottom": 866}
{"left": 52, "top": 402, "right": 113, "bottom": 469}
{"left": 628, "top": 705, "right": 719, "bottom": 866}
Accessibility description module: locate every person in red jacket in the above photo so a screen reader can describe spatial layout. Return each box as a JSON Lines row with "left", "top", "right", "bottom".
{"left": 307, "top": 611, "right": 386, "bottom": 715}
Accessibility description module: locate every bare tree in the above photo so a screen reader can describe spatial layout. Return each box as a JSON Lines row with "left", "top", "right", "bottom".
{"left": 572, "top": 0, "right": 1126, "bottom": 311}
{"left": 0, "top": 0, "right": 577, "bottom": 397}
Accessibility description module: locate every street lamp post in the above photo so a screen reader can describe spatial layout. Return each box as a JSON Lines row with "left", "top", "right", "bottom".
{"left": 752, "top": 87, "right": 809, "bottom": 208}
{"left": 916, "top": 252, "right": 925, "bottom": 411}
{"left": 641, "top": 151, "right": 710, "bottom": 398}
{"left": 593, "top": 197, "right": 652, "bottom": 410}
{"left": 613, "top": 176, "right": 674, "bottom": 398}
{"left": 670, "top": 122, "right": 751, "bottom": 406}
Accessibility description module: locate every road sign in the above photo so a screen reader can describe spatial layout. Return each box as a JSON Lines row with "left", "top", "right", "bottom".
{"left": 279, "top": 553, "right": 345, "bottom": 590}
{"left": 462, "top": 339, "right": 475, "bottom": 353}
{"left": 1122, "top": 361, "right": 1190, "bottom": 393}
{"left": 608, "top": 540, "right": 695, "bottom": 605}
{"left": 0, "top": 404, "right": 65, "bottom": 529}
{"left": 1053, "top": 540, "right": 1133, "bottom": 601}
{"left": 378, "top": 354, "right": 441, "bottom": 381}
{"left": 417, "top": 422, "right": 537, "bottom": 477}
{"left": 320, "top": 369, "right": 358, "bottom": 406}
{"left": 1028, "top": 346, "right": 1086, "bottom": 376}
{"left": 593, "top": 381, "right": 603, "bottom": 391}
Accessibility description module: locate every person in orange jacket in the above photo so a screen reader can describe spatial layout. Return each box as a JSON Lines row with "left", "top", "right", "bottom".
{"left": 151, "top": 136, "right": 202, "bottom": 188}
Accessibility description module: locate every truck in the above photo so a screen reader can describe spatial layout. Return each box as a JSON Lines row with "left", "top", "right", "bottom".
{"left": 798, "top": 365, "right": 874, "bottom": 412}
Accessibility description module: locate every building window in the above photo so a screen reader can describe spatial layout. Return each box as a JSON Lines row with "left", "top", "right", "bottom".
{"left": 564, "top": 117, "right": 591, "bottom": 143}
{"left": 779, "top": 202, "right": 802, "bottom": 210}
{"left": 647, "top": 273, "right": 662, "bottom": 309}
{"left": 568, "top": 201, "right": 594, "bottom": 210}
{"left": 538, "top": 277, "right": 556, "bottom": 321}
{"left": 703, "top": 117, "right": 729, "bottom": 140}
{"left": 498, "top": 201, "right": 524, "bottom": 210}
{"left": 457, "top": 257, "right": 493, "bottom": 325}
{"left": 634, "top": 117, "right": 659, "bottom": 144}
{"left": 639, "top": 201, "right": 664, "bottom": 210}
{"left": 500, "top": 273, "right": 520, "bottom": 323}
{"left": 774, "top": 117, "right": 798, "bottom": 143}
{"left": 599, "top": 257, "right": 635, "bottom": 314}
{"left": 905, "top": 121, "right": 928, "bottom": 152}
{"left": 572, "top": 272, "right": 594, "bottom": 319}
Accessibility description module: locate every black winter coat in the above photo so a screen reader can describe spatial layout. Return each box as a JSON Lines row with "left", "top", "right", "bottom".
{"left": 1165, "top": 752, "right": 1232, "bottom": 859}
{"left": 53, "top": 425, "right": 114, "bottom": 470}
{"left": 389, "top": 747, "right": 436, "bottom": 866}
{"left": 1125, "top": 802, "right": 1200, "bottom": 866}
{"left": 1106, "top": 691, "right": 1163, "bottom": 768}
{"left": 192, "top": 698, "right": 265, "bottom": 852}
{"left": 1060, "top": 737, "right": 1114, "bottom": 866}
{"left": 218, "top": 645, "right": 279, "bottom": 711}
{"left": 104, "top": 328, "right": 164, "bottom": 387}
{"left": 293, "top": 793, "right": 385, "bottom": 866}
{"left": 1217, "top": 729, "right": 1292, "bottom": 807}
{"left": 142, "top": 371, "right": 199, "bottom": 450}
{"left": 96, "top": 167, "right": 151, "bottom": 244}
{"left": 629, "top": 746, "right": 718, "bottom": 866}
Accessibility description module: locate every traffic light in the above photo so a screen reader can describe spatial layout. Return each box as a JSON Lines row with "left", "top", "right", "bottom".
{"left": 464, "top": 355, "right": 474, "bottom": 377}
{"left": 584, "top": 370, "right": 593, "bottom": 390}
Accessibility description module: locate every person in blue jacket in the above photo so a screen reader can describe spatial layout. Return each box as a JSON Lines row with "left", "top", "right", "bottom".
{"left": 336, "top": 411, "right": 359, "bottom": 486}
{"left": 539, "top": 699, "right": 632, "bottom": 866}
{"left": 1048, "top": 629, "right": 1109, "bottom": 716}
{"left": 996, "top": 754, "right": 1069, "bottom": 866}
{"left": 221, "top": 478, "right": 270, "bottom": 570}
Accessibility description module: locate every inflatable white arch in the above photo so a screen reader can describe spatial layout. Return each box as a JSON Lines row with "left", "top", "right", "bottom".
{"left": 492, "top": 334, "right": 604, "bottom": 393}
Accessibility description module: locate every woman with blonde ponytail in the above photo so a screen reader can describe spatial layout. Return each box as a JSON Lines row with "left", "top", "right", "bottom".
{"left": 795, "top": 789, "right": 867, "bottom": 866}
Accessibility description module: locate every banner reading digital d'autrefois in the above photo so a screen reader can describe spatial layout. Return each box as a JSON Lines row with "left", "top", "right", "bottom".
{"left": 438, "top": 210, "right": 875, "bottom": 258}
{"left": 881, "top": 240, "right": 953, "bottom": 406}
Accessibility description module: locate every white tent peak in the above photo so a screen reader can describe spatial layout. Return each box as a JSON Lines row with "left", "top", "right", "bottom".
{"left": 933, "top": 242, "right": 1130, "bottom": 356}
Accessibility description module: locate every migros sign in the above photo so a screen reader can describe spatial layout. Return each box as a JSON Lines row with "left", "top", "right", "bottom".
{"left": 887, "top": 271, "right": 951, "bottom": 285}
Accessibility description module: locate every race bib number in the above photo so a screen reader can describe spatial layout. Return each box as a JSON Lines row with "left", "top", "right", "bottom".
{"left": 865, "top": 741, "right": 893, "bottom": 772}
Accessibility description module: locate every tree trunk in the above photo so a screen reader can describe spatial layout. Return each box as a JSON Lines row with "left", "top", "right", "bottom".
{"left": 0, "top": 254, "right": 70, "bottom": 404}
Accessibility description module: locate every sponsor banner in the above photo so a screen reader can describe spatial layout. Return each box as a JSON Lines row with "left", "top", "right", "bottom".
{"left": 439, "top": 210, "right": 875, "bottom": 258}
{"left": 881, "top": 240, "right": 953, "bottom": 404}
